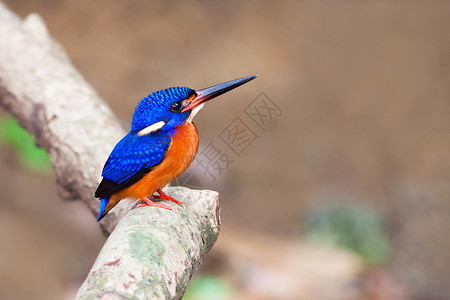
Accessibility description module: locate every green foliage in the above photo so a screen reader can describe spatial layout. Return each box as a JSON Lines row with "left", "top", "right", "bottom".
{"left": 0, "top": 115, "right": 52, "bottom": 173}
{"left": 183, "top": 276, "right": 232, "bottom": 300}
{"left": 304, "top": 202, "right": 391, "bottom": 265}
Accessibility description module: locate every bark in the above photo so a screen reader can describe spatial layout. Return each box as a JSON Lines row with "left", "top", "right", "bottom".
{"left": 0, "top": 2, "right": 126, "bottom": 234}
{"left": 77, "top": 187, "right": 220, "bottom": 300}
{"left": 0, "top": 3, "right": 221, "bottom": 299}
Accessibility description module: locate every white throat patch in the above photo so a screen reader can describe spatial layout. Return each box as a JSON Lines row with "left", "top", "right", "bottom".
{"left": 137, "top": 121, "right": 165, "bottom": 136}
{"left": 187, "top": 103, "right": 204, "bottom": 123}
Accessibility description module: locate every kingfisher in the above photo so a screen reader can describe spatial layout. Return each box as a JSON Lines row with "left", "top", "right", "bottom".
{"left": 95, "top": 75, "right": 257, "bottom": 221}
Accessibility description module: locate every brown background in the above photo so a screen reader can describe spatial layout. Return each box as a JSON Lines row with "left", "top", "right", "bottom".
{"left": 1, "top": 1, "right": 449, "bottom": 299}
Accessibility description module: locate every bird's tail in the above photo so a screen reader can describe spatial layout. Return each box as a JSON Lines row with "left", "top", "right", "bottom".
{"left": 97, "top": 197, "right": 110, "bottom": 221}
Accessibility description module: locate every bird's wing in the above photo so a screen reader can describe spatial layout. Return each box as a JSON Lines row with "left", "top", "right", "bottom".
{"left": 94, "top": 131, "right": 171, "bottom": 199}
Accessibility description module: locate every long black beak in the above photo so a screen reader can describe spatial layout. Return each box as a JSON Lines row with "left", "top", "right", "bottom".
{"left": 181, "top": 75, "right": 258, "bottom": 112}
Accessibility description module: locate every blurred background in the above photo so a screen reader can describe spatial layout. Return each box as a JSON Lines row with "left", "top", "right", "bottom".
{"left": 1, "top": 0, "right": 449, "bottom": 299}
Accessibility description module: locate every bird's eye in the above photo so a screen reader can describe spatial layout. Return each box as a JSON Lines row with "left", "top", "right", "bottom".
{"left": 170, "top": 101, "right": 182, "bottom": 112}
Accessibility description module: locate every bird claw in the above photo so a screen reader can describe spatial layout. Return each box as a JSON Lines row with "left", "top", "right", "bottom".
{"left": 137, "top": 197, "right": 175, "bottom": 211}
{"left": 153, "top": 189, "right": 184, "bottom": 206}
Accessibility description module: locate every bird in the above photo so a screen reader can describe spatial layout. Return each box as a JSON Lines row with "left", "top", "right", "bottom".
{"left": 95, "top": 75, "right": 257, "bottom": 221}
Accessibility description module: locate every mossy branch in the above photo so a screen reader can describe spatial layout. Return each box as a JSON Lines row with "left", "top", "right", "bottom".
{"left": 77, "top": 187, "right": 220, "bottom": 299}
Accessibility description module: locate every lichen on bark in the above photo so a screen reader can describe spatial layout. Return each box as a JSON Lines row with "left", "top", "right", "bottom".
{"left": 77, "top": 187, "right": 220, "bottom": 300}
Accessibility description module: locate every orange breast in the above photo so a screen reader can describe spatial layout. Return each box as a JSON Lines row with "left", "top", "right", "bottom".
{"left": 113, "top": 122, "right": 199, "bottom": 201}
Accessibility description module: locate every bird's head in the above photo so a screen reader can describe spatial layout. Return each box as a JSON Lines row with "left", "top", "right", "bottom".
{"left": 131, "top": 75, "right": 257, "bottom": 136}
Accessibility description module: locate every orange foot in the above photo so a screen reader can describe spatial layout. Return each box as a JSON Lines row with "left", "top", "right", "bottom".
{"left": 137, "top": 196, "right": 175, "bottom": 211}
{"left": 153, "top": 189, "right": 184, "bottom": 206}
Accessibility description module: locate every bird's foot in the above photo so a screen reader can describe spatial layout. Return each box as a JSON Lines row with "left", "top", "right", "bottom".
{"left": 153, "top": 189, "right": 184, "bottom": 206}
{"left": 137, "top": 197, "right": 175, "bottom": 211}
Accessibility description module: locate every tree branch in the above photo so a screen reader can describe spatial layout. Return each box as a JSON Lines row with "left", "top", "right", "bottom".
{"left": 0, "top": 2, "right": 126, "bottom": 234}
{"left": 0, "top": 3, "right": 221, "bottom": 298}
{"left": 77, "top": 187, "right": 220, "bottom": 299}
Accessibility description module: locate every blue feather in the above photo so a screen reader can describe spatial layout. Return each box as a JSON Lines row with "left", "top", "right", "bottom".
{"left": 101, "top": 130, "right": 171, "bottom": 184}
{"left": 132, "top": 87, "right": 195, "bottom": 132}
{"left": 97, "top": 197, "right": 109, "bottom": 221}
